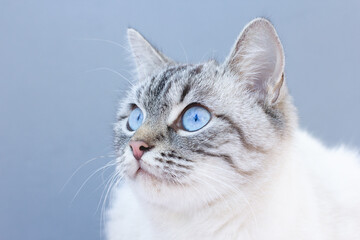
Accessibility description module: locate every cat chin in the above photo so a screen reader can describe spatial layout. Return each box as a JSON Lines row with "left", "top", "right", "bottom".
{"left": 126, "top": 174, "right": 209, "bottom": 212}
{"left": 123, "top": 157, "right": 237, "bottom": 211}
{"left": 124, "top": 163, "right": 238, "bottom": 211}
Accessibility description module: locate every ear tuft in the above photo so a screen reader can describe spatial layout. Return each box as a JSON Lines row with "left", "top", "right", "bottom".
{"left": 127, "top": 28, "right": 174, "bottom": 81}
{"left": 224, "top": 18, "right": 285, "bottom": 105}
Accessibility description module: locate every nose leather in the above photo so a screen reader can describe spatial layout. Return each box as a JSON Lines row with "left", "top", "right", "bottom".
{"left": 129, "top": 140, "right": 150, "bottom": 160}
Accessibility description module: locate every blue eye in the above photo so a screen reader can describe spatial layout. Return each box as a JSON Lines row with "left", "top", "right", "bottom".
{"left": 128, "top": 107, "right": 144, "bottom": 131}
{"left": 182, "top": 106, "right": 211, "bottom": 132}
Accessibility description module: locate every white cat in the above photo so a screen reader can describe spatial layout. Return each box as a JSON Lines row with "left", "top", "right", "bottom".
{"left": 105, "top": 18, "right": 360, "bottom": 240}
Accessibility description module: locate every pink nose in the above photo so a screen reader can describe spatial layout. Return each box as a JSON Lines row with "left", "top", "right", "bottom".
{"left": 129, "top": 140, "right": 150, "bottom": 160}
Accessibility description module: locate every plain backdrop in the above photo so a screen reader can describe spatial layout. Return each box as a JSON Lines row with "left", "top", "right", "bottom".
{"left": 1, "top": 0, "right": 359, "bottom": 239}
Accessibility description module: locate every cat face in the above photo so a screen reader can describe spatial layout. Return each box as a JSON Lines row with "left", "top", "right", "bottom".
{"left": 114, "top": 18, "right": 296, "bottom": 211}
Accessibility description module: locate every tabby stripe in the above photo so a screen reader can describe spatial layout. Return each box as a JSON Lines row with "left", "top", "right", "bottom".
{"left": 194, "top": 148, "right": 256, "bottom": 176}
{"left": 117, "top": 115, "right": 128, "bottom": 121}
{"left": 182, "top": 158, "right": 193, "bottom": 163}
{"left": 194, "top": 149, "right": 235, "bottom": 167}
{"left": 140, "top": 76, "right": 155, "bottom": 97}
{"left": 259, "top": 103, "right": 284, "bottom": 129}
{"left": 162, "top": 81, "right": 172, "bottom": 96}
{"left": 167, "top": 151, "right": 193, "bottom": 162}
{"left": 215, "top": 114, "right": 266, "bottom": 153}
{"left": 179, "top": 65, "right": 203, "bottom": 103}
{"left": 154, "top": 67, "right": 177, "bottom": 91}
{"left": 202, "top": 143, "right": 217, "bottom": 149}
{"left": 179, "top": 83, "right": 190, "bottom": 103}
{"left": 155, "top": 133, "right": 165, "bottom": 141}
{"left": 189, "top": 65, "right": 203, "bottom": 76}
{"left": 137, "top": 80, "right": 150, "bottom": 99}
{"left": 173, "top": 161, "right": 191, "bottom": 170}
{"left": 155, "top": 157, "right": 192, "bottom": 170}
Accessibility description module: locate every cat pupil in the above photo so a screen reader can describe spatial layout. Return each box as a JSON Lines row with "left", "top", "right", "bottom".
{"left": 194, "top": 114, "right": 199, "bottom": 122}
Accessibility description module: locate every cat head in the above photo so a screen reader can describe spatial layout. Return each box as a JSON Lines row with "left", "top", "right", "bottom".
{"left": 114, "top": 18, "right": 297, "bottom": 211}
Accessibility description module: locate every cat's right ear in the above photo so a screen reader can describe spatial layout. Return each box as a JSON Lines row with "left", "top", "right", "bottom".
{"left": 127, "top": 28, "right": 174, "bottom": 81}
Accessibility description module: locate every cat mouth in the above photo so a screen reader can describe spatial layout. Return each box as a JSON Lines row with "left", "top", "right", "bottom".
{"left": 134, "top": 162, "right": 163, "bottom": 181}
{"left": 130, "top": 160, "right": 181, "bottom": 184}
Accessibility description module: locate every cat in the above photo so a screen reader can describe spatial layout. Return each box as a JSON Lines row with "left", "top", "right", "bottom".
{"left": 105, "top": 18, "right": 360, "bottom": 240}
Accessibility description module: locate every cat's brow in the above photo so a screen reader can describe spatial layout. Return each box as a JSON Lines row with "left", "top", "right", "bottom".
{"left": 152, "top": 67, "right": 177, "bottom": 96}
{"left": 179, "top": 83, "right": 191, "bottom": 103}
{"left": 179, "top": 65, "right": 203, "bottom": 103}
{"left": 143, "top": 65, "right": 188, "bottom": 104}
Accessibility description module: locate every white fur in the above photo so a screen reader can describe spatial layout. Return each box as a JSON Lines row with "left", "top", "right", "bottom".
{"left": 106, "top": 18, "right": 360, "bottom": 240}
{"left": 106, "top": 129, "right": 360, "bottom": 240}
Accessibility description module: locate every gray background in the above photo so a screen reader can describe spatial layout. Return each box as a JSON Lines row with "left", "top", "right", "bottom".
{"left": 1, "top": 0, "right": 359, "bottom": 239}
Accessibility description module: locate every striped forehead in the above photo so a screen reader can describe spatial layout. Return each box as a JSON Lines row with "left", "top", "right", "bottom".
{"left": 135, "top": 65, "right": 205, "bottom": 111}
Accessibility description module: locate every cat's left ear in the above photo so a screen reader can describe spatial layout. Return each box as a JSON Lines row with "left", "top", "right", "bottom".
{"left": 224, "top": 18, "right": 285, "bottom": 106}
{"left": 127, "top": 28, "right": 174, "bottom": 81}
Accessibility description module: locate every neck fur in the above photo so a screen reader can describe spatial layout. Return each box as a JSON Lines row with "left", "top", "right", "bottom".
{"left": 140, "top": 140, "right": 313, "bottom": 240}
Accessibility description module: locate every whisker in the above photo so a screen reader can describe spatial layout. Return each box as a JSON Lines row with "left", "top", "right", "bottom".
{"left": 100, "top": 172, "right": 123, "bottom": 240}
{"left": 96, "top": 163, "right": 124, "bottom": 213}
{"left": 178, "top": 41, "right": 189, "bottom": 63}
{"left": 93, "top": 160, "right": 118, "bottom": 193}
{"left": 59, "top": 153, "right": 114, "bottom": 193}
{"left": 84, "top": 67, "right": 134, "bottom": 86}
{"left": 71, "top": 160, "right": 118, "bottom": 204}
{"left": 74, "top": 37, "right": 130, "bottom": 52}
